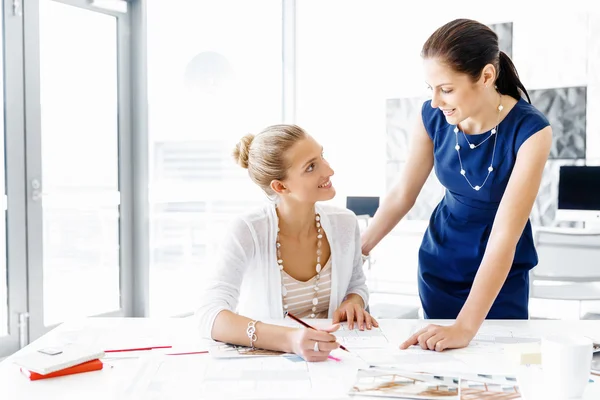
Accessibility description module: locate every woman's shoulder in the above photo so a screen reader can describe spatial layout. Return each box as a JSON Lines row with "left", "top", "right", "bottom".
{"left": 506, "top": 98, "right": 551, "bottom": 153}
{"left": 237, "top": 202, "right": 272, "bottom": 221}
{"left": 317, "top": 203, "right": 358, "bottom": 226}
{"left": 420, "top": 99, "right": 447, "bottom": 140}
{"left": 227, "top": 203, "right": 274, "bottom": 236}
{"left": 511, "top": 97, "right": 550, "bottom": 129}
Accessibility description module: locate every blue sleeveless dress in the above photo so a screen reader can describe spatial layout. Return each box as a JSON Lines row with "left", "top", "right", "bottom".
{"left": 418, "top": 98, "right": 550, "bottom": 320}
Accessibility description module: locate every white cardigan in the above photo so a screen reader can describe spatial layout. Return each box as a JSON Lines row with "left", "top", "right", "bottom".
{"left": 196, "top": 202, "right": 369, "bottom": 339}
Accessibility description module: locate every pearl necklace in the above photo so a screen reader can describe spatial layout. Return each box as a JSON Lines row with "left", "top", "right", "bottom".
{"left": 453, "top": 103, "right": 503, "bottom": 191}
{"left": 277, "top": 213, "right": 323, "bottom": 318}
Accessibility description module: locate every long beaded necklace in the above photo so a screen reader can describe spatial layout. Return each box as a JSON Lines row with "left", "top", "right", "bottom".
{"left": 277, "top": 213, "right": 323, "bottom": 318}
{"left": 453, "top": 102, "right": 503, "bottom": 191}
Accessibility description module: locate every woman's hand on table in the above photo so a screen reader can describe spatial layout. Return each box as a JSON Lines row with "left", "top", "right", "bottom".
{"left": 332, "top": 295, "right": 379, "bottom": 330}
{"left": 399, "top": 323, "right": 476, "bottom": 352}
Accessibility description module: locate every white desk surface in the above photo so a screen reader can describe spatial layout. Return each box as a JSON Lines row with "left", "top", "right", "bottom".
{"left": 2, "top": 317, "right": 600, "bottom": 399}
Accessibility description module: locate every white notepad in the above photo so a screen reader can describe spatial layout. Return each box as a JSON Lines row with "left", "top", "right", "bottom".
{"left": 13, "top": 345, "right": 105, "bottom": 375}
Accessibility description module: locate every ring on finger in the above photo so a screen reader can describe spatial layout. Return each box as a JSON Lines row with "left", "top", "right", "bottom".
{"left": 313, "top": 341, "right": 320, "bottom": 352}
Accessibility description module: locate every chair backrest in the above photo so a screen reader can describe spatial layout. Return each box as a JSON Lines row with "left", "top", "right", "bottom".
{"left": 346, "top": 196, "right": 379, "bottom": 218}
{"left": 532, "top": 228, "right": 600, "bottom": 281}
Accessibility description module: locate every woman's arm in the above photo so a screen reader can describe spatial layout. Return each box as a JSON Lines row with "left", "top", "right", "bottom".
{"left": 345, "top": 218, "right": 370, "bottom": 306}
{"left": 455, "top": 126, "right": 552, "bottom": 332}
{"left": 210, "top": 310, "right": 340, "bottom": 361}
{"left": 401, "top": 126, "right": 552, "bottom": 351}
{"left": 196, "top": 217, "right": 339, "bottom": 361}
{"left": 333, "top": 218, "right": 379, "bottom": 330}
{"left": 361, "top": 115, "right": 434, "bottom": 255}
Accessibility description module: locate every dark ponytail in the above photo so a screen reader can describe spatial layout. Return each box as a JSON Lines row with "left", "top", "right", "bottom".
{"left": 497, "top": 51, "right": 531, "bottom": 103}
{"left": 422, "top": 19, "right": 531, "bottom": 103}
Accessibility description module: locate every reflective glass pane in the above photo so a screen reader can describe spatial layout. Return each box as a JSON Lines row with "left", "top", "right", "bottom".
{"left": 39, "top": 1, "right": 120, "bottom": 325}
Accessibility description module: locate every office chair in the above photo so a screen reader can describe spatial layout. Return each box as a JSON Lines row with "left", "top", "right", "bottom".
{"left": 530, "top": 227, "right": 600, "bottom": 319}
{"left": 346, "top": 196, "right": 379, "bottom": 229}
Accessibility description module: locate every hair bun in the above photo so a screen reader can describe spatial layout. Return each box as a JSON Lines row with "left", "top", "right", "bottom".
{"left": 233, "top": 134, "right": 255, "bottom": 169}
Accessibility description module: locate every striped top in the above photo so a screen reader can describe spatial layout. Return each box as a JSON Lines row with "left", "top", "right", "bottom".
{"left": 281, "top": 258, "right": 332, "bottom": 318}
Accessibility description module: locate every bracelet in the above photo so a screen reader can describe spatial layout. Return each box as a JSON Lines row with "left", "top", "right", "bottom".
{"left": 361, "top": 253, "right": 370, "bottom": 263}
{"left": 246, "top": 320, "right": 258, "bottom": 349}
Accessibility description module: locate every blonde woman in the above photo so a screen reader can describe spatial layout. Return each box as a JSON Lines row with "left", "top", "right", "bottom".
{"left": 197, "top": 124, "right": 377, "bottom": 362}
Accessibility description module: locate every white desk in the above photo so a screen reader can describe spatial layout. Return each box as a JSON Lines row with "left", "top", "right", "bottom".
{"left": 2, "top": 318, "right": 600, "bottom": 399}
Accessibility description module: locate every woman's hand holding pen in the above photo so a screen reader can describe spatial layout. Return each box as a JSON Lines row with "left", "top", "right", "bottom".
{"left": 286, "top": 324, "right": 340, "bottom": 362}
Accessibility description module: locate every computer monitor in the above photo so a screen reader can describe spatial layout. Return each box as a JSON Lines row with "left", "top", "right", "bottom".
{"left": 556, "top": 166, "right": 600, "bottom": 227}
{"left": 346, "top": 196, "right": 380, "bottom": 218}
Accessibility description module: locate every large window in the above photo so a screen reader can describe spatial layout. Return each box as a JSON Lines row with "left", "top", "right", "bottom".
{"left": 147, "top": 0, "right": 283, "bottom": 316}
{"left": 1, "top": 0, "right": 128, "bottom": 353}
{"left": 37, "top": 1, "right": 121, "bottom": 326}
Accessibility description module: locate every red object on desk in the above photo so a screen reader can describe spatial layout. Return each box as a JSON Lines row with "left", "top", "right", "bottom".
{"left": 104, "top": 345, "right": 172, "bottom": 353}
{"left": 165, "top": 351, "right": 209, "bottom": 356}
{"left": 285, "top": 312, "right": 349, "bottom": 352}
{"left": 20, "top": 359, "right": 104, "bottom": 381}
